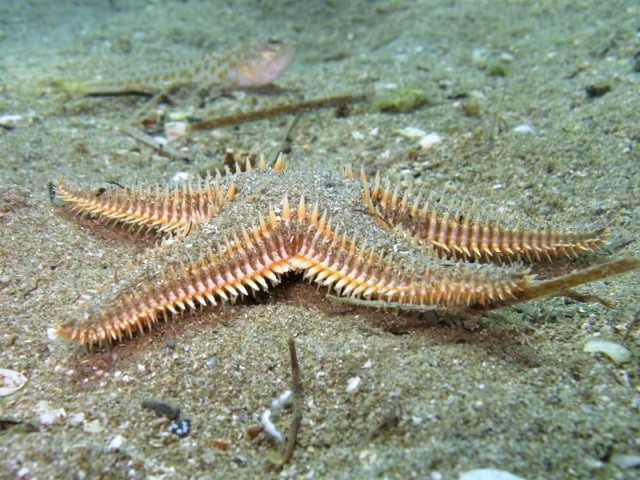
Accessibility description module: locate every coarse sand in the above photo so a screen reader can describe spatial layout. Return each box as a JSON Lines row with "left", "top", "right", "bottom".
{"left": 0, "top": 1, "right": 639, "bottom": 479}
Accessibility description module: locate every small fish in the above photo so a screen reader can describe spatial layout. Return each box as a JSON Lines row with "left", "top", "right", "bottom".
{"left": 54, "top": 39, "right": 294, "bottom": 95}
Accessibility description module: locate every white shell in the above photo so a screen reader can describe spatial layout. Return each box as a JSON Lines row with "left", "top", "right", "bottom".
{"left": 0, "top": 368, "right": 28, "bottom": 397}
{"left": 584, "top": 340, "right": 632, "bottom": 364}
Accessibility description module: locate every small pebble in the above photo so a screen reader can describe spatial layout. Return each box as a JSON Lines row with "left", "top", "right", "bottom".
{"left": 172, "top": 171, "right": 191, "bottom": 183}
{"left": 15, "top": 468, "right": 29, "bottom": 479}
{"left": 419, "top": 132, "right": 442, "bottom": 149}
{"left": 141, "top": 399, "right": 181, "bottom": 420}
{"left": 83, "top": 419, "right": 104, "bottom": 433}
{"left": 459, "top": 469, "right": 525, "bottom": 480}
{"left": 168, "top": 418, "right": 191, "bottom": 437}
{"left": 168, "top": 111, "right": 188, "bottom": 121}
{"left": 152, "top": 135, "right": 168, "bottom": 145}
{"left": 35, "top": 401, "right": 65, "bottom": 426}
{"left": 346, "top": 376, "right": 362, "bottom": 393}
{"left": 585, "top": 83, "right": 612, "bottom": 98}
{"left": 513, "top": 123, "right": 534, "bottom": 133}
{"left": 69, "top": 412, "right": 86, "bottom": 426}
{"left": 0, "top": 113, "right": 33, "bottom": 129}
{"left": 38, "top": 408, "right": 65, "bottom": 426}
{"left": 107, "top": 434, "right": 125, "bottom": 452}
{"left": 209, "top": 439, "right": 229, "bottom": 451}
{"left": 611, "top": 454, "right": 640, "bottom": 468}
{"left": 499, "top": 52, "right": 515, "bottom": 62}
{"left": 395, "top": 126, "right": 426, "bottom": 138}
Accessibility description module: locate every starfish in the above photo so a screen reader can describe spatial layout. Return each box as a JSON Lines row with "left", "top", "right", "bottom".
{"left": 50, "top": 155, "right": 639, "bottom": 348}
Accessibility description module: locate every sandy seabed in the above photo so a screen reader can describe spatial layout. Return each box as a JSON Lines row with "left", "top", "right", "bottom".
{"left": 0, "top": 1, "right": 639, "bottom": 479}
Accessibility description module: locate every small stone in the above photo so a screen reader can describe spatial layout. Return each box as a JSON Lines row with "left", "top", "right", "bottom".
{"left": 611, "top": 454, "right": 640, "bottom": 468}
{"left": 69, "top": 412, "right": 86, "bottom": 426}
{"left": 0, "top": 113, "right": 33, "bottom": 129}
{"left": 171, "top": 171, "right": 190, "bottom": 183}
{"left": 395, "top": 126, "right": 427, "bottom": 138}
{"left": 513, "top": 123, "right": 534, "bottom": 133}
{"left": 83, "top": 419, "right": 104, "bottom": 433}
{"left": 346, "top": 376, "right": 362, "bottom": 393}
{"left": 107, "top": 434, "right": 125, "bottom": 452}
{"left": 35, "top": 401, "right": 65, "bottom": 426}
{"left": 459, "top": 469, "right": 525, "bottom": 480}
{"left": 47, "top": 328, "right": 58, "bottom": 341}
{"left": 141, "top": 399, "right": 181, "bottom": 420}
{"left": 168, "top": 418, "right": 191, "bottom": 437}
{"left": 152, "top": 135, "right": 168, "bottom": 145}
{"left": 419, "top": 132, "right": 443, "bottom": 149}
{"left": 168, "top": 111, "right": 188, "bottom": 121}
{"left": 38, "top": 407, "right": 66, "bottom": 426}
{"left": 15, "top": 467, "right": 29, "bottom": 479}
{"left": 585, "top": 83, "right": 612, "bottom": 98}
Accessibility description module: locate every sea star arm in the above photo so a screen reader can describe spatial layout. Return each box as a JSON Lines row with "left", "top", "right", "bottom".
{"left": 362, "top": 172, "right": 607, "bottom": 263}
{"left": 50, "top": 172, "right": 230, "bottom": 237}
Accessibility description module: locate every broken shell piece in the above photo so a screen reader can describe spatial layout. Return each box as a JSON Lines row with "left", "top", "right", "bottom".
{"left": 584, "top": 339, "right": 632, "bottom": 364}
{"left": 0, "top": 112, "right": 34, "bottom": 129}
{"left": 0, "top": 368, "right": 28, "bottom": 397}
{"left": 165, "top": 121, "right": 188, "bottom": 142}
{"left": 418, "top": 132, "right": 443, "bottom": 149}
